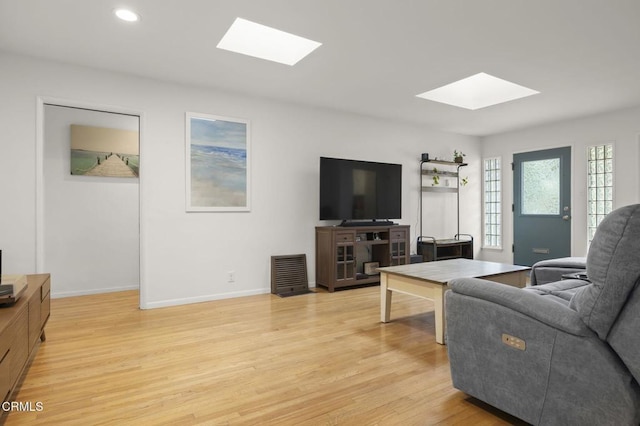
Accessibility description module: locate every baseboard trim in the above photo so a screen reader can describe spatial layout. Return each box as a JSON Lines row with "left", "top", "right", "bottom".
{"left": 52, "top": 284, "right": 139, "bottom": 299}
{"left": 141, "top": 288, "right": 271, "bottom": 309}
{"left": 54, "top": 283, "right": 317, "bottom": 306}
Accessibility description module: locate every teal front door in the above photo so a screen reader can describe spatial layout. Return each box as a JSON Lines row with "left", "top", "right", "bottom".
{"left": 513, "top": 147, "right": 572, "bottom": 266}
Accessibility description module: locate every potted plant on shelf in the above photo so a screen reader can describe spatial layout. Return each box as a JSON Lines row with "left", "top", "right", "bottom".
{"left": 431, "top": 168, "right": 440, "bottom": 186}
{"left": 453, "top": 150, "right": 466, "bottom": 163}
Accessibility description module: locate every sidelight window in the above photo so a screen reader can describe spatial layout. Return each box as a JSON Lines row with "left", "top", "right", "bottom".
{"left": 483, "top": 157, "right": 502, "bottom": 249}
{"left": 587, "top": 144, "right": 614, "bottom": 245}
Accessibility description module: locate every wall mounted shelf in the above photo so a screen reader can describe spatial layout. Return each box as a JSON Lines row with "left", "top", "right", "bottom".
{"left": 418, "top": 155, "right": 473, "bottom": 261}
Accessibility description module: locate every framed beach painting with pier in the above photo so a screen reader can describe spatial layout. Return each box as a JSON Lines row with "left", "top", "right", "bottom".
{"left": 70, "top": 124, "right": 139, "bottom": 178}
{"left": 186, "top": 112, "right": 251, "bottom": 212}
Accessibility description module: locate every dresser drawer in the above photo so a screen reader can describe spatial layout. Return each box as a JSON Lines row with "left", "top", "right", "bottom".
{"left": 41, "top": 292, "right": 51, "bottom": 328}
{"left": 29, "top": 295, "right": 41, "bottom": 352}
{"left": 390, "top": 230, "right": 406, "bottom": 240}
{"left": 0, "top": 329, "right": 12, "bottom": 363}
{"left": 9, "top": 308, "right": 28, "bottom": 387}
{"left": 0, "top": 347, "right": 10, "bottom": 402}
{"left": 335, "top": 233, "right": 355, "bottom": 243}
{"left": 41, "top": 277, "right": 51, "bottom": 301}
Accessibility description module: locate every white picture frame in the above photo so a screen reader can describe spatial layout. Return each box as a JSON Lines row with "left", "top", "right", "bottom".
{"left": 185, "top": 112, "right": 251, "bottom": 212}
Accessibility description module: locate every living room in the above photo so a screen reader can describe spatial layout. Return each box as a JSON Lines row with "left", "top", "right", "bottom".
{"left": 2, "top": 1, "right": 640, "bottom": 424}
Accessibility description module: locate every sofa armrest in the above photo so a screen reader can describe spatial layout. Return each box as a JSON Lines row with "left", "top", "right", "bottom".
{"left": 530, "top": 256, "right": 586, "bottom": 285}
{"left": 448, "top": 277, "right": 593, "bottom": 337}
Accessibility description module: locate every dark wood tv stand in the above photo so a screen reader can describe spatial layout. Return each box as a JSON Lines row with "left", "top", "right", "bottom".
{"left": 315, "top": 225, "right": 409, "bottom": 292}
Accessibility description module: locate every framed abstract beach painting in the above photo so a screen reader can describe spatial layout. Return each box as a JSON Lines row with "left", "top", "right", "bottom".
{"left": 186, "top": 112, "right": 251, "bottom": 212}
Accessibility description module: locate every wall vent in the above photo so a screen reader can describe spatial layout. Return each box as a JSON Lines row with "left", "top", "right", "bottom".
{"left": 271, "top": 254, "right": 312, "bottom": 297}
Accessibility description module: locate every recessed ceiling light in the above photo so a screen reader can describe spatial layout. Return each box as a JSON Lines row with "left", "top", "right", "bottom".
{"left": 217, "top": 17, "right": 322, "bottom": 66}
{"left": 416, "top": 72, "right": 539, "bottom": 110}
{"left": 114, "top": 9, "right": 140, "bottom": 22}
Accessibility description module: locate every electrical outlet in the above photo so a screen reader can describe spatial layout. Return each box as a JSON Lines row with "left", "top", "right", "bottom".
{"left": 227, "top": 271, "right": 235, "bottom": 283}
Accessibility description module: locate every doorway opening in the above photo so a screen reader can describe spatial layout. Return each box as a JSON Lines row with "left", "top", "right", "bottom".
{"left": 37, "top": 100, "right": 141, "bottom": 302}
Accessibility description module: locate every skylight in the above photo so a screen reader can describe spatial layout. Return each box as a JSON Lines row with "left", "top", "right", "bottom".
{"left": 114, "top": 9, "right": 140, "bottom": 22}
{"left": 217, "top": 18, "right": 322, "bottom": 66}
{"left": 416, "top": 72, "right": 539, "bottom": 110}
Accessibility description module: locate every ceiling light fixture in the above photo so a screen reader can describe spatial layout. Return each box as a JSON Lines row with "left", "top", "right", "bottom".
{"left": 217, "top": 17, "right": 322, "bottom": 66}
{"left": 114, "top": 8, "right": 140, "bottom": 22}
{"left": 416, "top": 72, "right": 539, "bottom": 110}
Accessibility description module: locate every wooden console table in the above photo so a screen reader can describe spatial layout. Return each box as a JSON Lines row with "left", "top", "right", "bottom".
{"left": 0, "top": 274, "right": 51, "bottom": 403}
{"left": 378, "top": 259, "right": 529, "bottom": 344}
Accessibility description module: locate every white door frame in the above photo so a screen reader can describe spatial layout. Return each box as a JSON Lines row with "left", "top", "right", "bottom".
{"left": 35, "top": 96, "right": 146, "bottom": 307}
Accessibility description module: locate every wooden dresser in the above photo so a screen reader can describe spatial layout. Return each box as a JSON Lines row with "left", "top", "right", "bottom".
{"left": 0, "top": 274, "right": 50, "bottom": 403}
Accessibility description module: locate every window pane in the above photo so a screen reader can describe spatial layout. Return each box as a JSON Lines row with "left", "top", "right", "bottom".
{"left": 521, "top": 158, "right": 560, "bottom": 215}
{"left": 605, "top": 145, "right": 613, "bottom": 158}
{"left": 587, "top": 143, "right": 614, "bottom": 245}
{"left": 605, "top": 187, "right": 612, "bottom": 200}
{"left": 483, "top": 157, "right": 502, "bottom": 248}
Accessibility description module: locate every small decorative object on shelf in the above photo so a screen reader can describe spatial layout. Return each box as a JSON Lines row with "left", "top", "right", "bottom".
{"left": 431, "top": 168, "right": 440, "bottom": 186}
{"left": 453, "top": 150, "right": 466, "bottom": 163}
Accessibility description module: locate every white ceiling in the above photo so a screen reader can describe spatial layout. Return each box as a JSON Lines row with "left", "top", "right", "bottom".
{"left": 2, "top": 0, "right": 640, "bottom": 136}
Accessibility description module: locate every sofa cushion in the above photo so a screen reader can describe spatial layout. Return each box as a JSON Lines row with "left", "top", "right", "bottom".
{"left": 570, "top": 204, "right": 640, "bottom": 339}
{"left": 525, "top": 279, "right": 588, "bottom": 305}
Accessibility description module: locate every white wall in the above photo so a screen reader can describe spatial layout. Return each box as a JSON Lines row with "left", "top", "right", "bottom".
{"left": 43, "top": 105, "right": 139, "bottom": 296}
{"left": 480, "top": 107, "right": 640, "bottom": 264}
{"left": 0, "top": 51, "right": 480, "bottom": 308}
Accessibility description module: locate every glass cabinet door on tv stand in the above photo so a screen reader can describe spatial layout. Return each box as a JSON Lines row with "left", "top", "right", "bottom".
{"left": 389, "top": 228, "right": 408, "bottom": 265}
{"left": 418, "top": 156, "right": 473, "bottom": 262}
{"left": 336, "top": 233, "right": 355, "bottom": 281}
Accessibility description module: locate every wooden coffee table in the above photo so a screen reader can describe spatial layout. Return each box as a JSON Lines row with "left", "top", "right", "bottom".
{"left": 378, "top": 258, "right": 530, "bottom": 344}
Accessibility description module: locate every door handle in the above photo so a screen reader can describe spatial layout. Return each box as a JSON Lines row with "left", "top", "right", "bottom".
{"left": 562, "top": 215, "right": 571, "bottom": 221}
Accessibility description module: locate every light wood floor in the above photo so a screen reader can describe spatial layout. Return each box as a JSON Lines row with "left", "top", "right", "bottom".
{"left": 4, "top": 286, "right": 524, "bottom": 425}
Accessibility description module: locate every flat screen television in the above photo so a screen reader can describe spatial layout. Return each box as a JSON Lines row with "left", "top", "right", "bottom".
{"left": 319, "top": 157, "right": 402, "bottom": 223}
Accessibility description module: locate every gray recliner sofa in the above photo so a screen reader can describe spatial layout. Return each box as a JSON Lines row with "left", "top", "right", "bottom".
{"left": 445, "top": 204, "right": 640, "bottom": 425}
{"left": 529, "top": 256, "right": 587, "bottom": 286}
